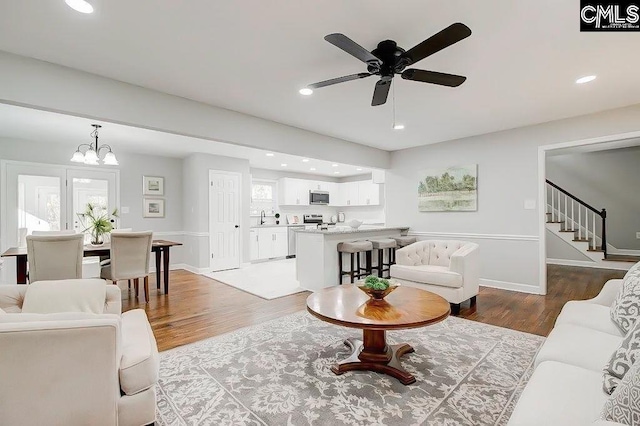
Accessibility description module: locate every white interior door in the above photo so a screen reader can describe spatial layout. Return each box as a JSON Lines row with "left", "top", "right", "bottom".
{"left": 209, "top": 170, "right": 241, "bottom": 271}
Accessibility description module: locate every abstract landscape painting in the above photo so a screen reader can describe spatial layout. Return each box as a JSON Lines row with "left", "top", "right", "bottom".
{"left": 418, "top": 164, "right": 477, "bottom": 212}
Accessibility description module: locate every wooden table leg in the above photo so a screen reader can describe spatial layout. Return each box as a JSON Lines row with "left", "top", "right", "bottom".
{"left": 155, "top": 250, "right": 161, "bottom": 290}
{"left": 331, "top": 329, "right": 416, "bottom": 385}
{"left": 162, "top": 247, "right": 170, "bottom": 294}
{"left": 16, "top": 255, "right": 28, "bottom": 284}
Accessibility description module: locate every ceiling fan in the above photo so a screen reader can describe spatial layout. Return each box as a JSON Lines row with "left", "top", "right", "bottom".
{"left": 306, "top": 23, "right": 472, "bottom": 106}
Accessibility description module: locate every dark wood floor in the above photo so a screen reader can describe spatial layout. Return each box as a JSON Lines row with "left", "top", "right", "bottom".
{"left": 121, "top": 264, "right": 625, "bottom": 352}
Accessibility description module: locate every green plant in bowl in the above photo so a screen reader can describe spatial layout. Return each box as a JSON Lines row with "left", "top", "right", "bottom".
{"left": 358, "top": 275, "right": 398, "bottom": 300}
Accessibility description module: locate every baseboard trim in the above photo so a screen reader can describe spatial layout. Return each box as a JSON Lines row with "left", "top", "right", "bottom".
{"left": 547, "top": 258, "right": 630, "bottom": 271}
{"left": 479, "top": 278, "right": 541, "bottom": 295}
{"left": 607, "top": 248, "right": 640, "bottom": 256}
{"left": 408, "top": 231, "right": 539, "bottom": 242}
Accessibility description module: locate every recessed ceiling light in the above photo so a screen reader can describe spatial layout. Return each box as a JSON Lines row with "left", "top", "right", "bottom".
{"left": 302, "top": 158, "right": 309, "bottom": 162}
{"left": 310, "top": 167, "right": 316, "bottom": 171}
{"left": 65, "top": 0, "right": 94, "bottom": 13}
{"left": 393, "top": 124, "right": 405, "bottom": 130}
{"left": 299, "top": 88, "right": 313, "bottom": 96}
{"left": 356, "top": 168, "right": 363, "bottom": 171}
{"left": 332, "top": 164, "right": 339, "bottom": 167}
{"left": 281, "top": 163, "right": 287, "bottom": 167}
{"left": 266, "top": 153, "right": 274, "bottom": 157}
{"left": 334, "top": 171, "right": 341, "bottom": 174}
{"left": 576, "top": 75, "right": 596, "bottom": 84}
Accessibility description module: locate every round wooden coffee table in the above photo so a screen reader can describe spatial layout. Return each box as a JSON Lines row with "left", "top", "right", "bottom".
{"left": 307, "top": 285, "right": 450, "bottom": 385}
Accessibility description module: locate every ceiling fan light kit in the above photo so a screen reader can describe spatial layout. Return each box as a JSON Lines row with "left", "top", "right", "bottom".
{"left": 306, "top": 23, "right": 471, "bottom": 107}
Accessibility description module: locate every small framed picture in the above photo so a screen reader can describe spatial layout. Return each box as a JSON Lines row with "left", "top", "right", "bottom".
{"left": 143, "top": 176, "right": 164, "bottom": 196}
{"left": 143, "top": 198, "right": 165, "bottom": 218}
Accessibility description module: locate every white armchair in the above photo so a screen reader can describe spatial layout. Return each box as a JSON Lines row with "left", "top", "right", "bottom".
{"left": 0, "top": 281, "right": 159, "bottom": 426}
{"left": 390, "top": 240, "right": 479, "bottom": 314}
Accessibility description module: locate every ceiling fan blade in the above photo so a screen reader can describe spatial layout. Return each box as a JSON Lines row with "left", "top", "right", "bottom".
{"left": 401, "top": 69, "right": 467, "bottom": 87}
{"left": 324, "top": 33, "right": 382, "bottom": 65}
{"left": 371, "top": 79, "right": 391, "bottom": 106}
{"left": 402, "top": 23, "right": 471, "bottom": 65}
{"left": 308, "top": 73, "right": 373, "bottom": 89}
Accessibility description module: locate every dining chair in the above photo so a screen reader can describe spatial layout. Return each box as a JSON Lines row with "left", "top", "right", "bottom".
{"left": 101, "top": 231, "right": 153, "bottom": 302}
{"left": 26, "top": 233, "right": 85, "bottom": 283}
{"left": 101, "top": 228, "right": 133, "bottom": 287}
{"left": 31, "top": 230, "right": 77, "bottom": 236}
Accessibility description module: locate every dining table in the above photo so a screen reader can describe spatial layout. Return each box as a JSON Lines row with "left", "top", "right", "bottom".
{"left": 1, "top": 239, "right": 182, "bottom": 294}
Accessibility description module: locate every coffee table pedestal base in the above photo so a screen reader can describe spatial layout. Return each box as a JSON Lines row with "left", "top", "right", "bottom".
{"left": 330, "top": 330, "right": 416, "bottom": 385}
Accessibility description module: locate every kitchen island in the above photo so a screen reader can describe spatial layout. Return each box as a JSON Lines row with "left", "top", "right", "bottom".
{"left": 296, "top": 226, "right": 409, "bottom": 291}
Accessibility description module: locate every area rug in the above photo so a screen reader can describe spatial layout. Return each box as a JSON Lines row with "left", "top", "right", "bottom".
{"left": 156, "top": 311, "right": 544, "bottom": 425}
{"left": 204, "top": 258, "right": 305, "bottom": 300}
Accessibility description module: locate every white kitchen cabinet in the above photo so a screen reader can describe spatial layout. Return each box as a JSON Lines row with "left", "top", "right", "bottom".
{"left": 358, "top": 180, "right": 380, "bottom": 206}
{"left": 372, "top": 170, "right": 385, "bottom": 184}
{"left": 344, "top": 181, "right": 360, "bottom": 206}
{"left": 309, "top": 181, "right": 331, "bottom": 192}
{"left": 278, "top": 178, "right": 310, "bottom": 206}
{"left": 256, "top": 227, "right": 289, "bottom": 260}
{"left": 250, "top": 229, "right": 259, "bottom": 260}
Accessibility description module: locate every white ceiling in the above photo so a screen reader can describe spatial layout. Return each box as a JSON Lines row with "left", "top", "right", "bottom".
{"left": 1, "top": 1, "right": 640, "bottom": 151}
{"left": 0, "top": 104, "right": 374, "bottom": 177}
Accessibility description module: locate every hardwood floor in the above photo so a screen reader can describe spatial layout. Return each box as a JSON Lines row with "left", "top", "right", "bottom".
{"left": 121, "top": 264, "right": 625, "bottom": 351}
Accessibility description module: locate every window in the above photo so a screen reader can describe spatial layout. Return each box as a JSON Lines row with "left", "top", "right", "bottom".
{"left": 250, "top": 180, "right": 276, "bottom": 216}
{"left": 251, "top": 183, "right": 273, "bottom": 201}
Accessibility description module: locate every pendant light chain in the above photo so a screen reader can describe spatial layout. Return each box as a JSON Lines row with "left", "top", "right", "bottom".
{"left": 392, "top": 82, "right": 396, "bottom": 128}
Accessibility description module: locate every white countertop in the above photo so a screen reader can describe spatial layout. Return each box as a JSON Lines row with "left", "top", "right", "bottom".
{"left": 249, "top": 224, "right": 305, "bottom": 229}
{"left": 297, "top": 226, "right": 409, "bottom": 234}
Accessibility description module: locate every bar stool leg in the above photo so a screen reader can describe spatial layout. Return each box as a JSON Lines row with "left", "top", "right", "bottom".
{"left": 338, "top": 251, "right": 343, "bottom": 285}
{"left": 350, "top": 253, "right": 355, "bottom": 283}
{"left": 356, "top": 252, "right": 361, "bottom": 280}
{"left": 377, "top": 249, "right": 384, "bottom": 278}
{"left": 366, "top": 250, "right": 372, "bottom": 276}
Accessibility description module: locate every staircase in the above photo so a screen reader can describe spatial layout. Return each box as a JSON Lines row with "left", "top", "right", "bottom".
{"left": 545, "top": 180, "right": 639, "bottom": 270}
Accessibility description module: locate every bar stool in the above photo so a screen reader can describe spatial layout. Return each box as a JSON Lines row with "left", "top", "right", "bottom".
{"left": 392, "top": 236, "right": 417, "bottom": 263}
{"left": 338, "top": 241, "right": 373, "bottom": 284}
{"left": 370, "top": 238, "right": 397, "bottom": 279}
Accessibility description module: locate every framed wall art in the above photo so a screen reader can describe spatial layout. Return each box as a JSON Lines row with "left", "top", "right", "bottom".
{"left": 418, "top": 164, "right": 478, "bottom": 212}
{"left": 143, "top": 176, "right": 164, "bottom": 196}
{"left": 143, "top": 198, "right": 165, "bottom": 218}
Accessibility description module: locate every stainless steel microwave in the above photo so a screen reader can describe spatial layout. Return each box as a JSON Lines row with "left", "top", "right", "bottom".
{"left": 309, "top": 190, "right": 330, "bottom": 205}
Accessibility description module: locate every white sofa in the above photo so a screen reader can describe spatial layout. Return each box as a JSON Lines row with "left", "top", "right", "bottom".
{"left": 0, "top": 281, "right": 159, "bottom": 426}
{"left": 390, "top": 240, "right": 479, "bottom": 314}
{"left": 507, "top": 278, "right": 626, "bottom": 426}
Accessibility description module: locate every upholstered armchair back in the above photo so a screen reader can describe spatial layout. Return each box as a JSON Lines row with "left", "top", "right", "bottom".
{"left": 396, "top": 240, "right": 476, "bottom": 267}
{"left": 0, "top": 283, "right": 122, "bottom": 314}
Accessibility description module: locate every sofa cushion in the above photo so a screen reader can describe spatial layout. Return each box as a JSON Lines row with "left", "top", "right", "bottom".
{"left": 535, "top": 324, "right": 623, "bottom": 372}
{"left": 604, "top": 319, "right": 640, "bottom": 394}
{"left": 0, "top": 286, "right": 27, "bottom": 313}
{"left": 601, "top": 359, "right": 640, "bottom": 424}
{"left": 119, "top": 309, "right": 159, "bottom": 396}
{"left": 22, "top": 279, "right": 107, "bottom": 314}
{"left": 556, "top": 301, "right": 624, "bottom": 337}
{"left": 610, "top": 263, "right": 640, "bottom": 334}
{"left": 390, "top": 264, "right": 463, "bottom": 288}
{"left": 427, "top": 240, "right": 466, "bottom": 267}
{"left": 507, "top": 361, "right": 607, "bottom": 426}
{"left": 0, "top": 307, "right": 5, "bottom": 315}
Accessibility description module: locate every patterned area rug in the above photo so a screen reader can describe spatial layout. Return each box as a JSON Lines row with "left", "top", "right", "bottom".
{"left": 156, "top": 311, "right": 544, "bottom": 425}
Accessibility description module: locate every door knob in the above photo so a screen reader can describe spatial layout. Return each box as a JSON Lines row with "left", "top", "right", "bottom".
{"left": 235, "top": 225, "right": 239, "bottom": 228}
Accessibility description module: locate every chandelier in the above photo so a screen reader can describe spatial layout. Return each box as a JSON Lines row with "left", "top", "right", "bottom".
{"left": 70, "top": 124, "right": 119, "bottom": 166}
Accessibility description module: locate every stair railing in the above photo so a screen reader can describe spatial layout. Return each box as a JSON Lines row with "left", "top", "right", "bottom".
{"left": 545, "top": 179, "right": 607, "bottom": 258}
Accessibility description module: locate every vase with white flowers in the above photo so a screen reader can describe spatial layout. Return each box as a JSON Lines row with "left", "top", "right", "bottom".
{"left": 78, "top": 203, "right": 119, "bottom": 246}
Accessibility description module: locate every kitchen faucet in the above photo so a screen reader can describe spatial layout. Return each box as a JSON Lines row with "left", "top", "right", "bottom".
{"left": 260, "top": 210, "right": 266, "bottom": 225}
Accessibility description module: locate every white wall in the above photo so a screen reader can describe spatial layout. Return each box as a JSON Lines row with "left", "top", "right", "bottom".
{"left": 386, "top": 103, "right": 640, "bottom": 293}
{"left": 547, "top": 146, "right": 640, "bottom": 250}
{"left": 546, "top": 229, "right": 592, "bottom": 262}
{"left": 0, "top": 51, "right": 390, "bottom": 169}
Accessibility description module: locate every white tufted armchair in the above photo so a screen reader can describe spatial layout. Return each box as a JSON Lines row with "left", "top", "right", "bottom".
{"left": 390, "top": 240, "right": 479, "bottom": 314}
